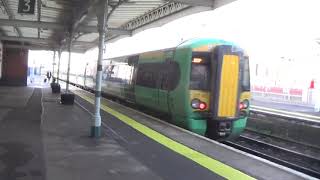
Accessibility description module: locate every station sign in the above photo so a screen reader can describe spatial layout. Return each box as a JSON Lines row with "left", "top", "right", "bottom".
{"left": 18, "top": 0, "right": 36, "bottom": 14}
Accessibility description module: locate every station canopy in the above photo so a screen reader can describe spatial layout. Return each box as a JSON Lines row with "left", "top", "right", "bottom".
{"left": 0, "top": 0, "right": 235, "bottom": 52}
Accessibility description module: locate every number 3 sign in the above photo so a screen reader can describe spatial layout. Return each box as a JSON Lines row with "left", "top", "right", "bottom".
{"left": 18, "top": 0, "right": 36, "bottom": 14}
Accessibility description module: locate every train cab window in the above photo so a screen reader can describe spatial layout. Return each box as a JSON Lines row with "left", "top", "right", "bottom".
{"left": 240, "top": 56, "right": 250, "bottom": 91}
{"left": 190, "top": 53, "right": 210, "bottom": 90}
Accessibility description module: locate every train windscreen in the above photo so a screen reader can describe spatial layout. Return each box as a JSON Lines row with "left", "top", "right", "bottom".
{"left": 240, "top": 56, "right": 250, "bottom": 91}
{"left": 190, "top": 52, "right": 210, "bottom": 90}
{"left": 190, "top": 52, "right": 250, "bottom": 91}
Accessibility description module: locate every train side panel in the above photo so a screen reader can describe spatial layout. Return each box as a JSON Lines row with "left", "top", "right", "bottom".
{"left": 167, "top": 47, "right": 193, "bottom": 129}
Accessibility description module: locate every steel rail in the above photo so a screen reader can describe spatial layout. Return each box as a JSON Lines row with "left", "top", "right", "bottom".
{"left": 250, "top": 108, "right": 320, "bottom": 126}
{"left": 224, "top": 135, "right": 320, "bottom": 178}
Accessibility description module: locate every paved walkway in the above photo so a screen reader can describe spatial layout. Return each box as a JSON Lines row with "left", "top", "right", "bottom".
{"left": 0, "top": 88, "right": 45, "bottom": 180}
{"left": 41, "top": 88, "right": 164, "bottom": 180}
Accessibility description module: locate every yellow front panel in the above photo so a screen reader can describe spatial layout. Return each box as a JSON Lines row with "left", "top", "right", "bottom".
{"left": 218, "top": 55, "right": 239, "bottom": 117}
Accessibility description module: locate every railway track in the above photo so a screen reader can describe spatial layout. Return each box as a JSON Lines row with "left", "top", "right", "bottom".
{"left": 224, "top": 135, "right": 320, "bottom": 178}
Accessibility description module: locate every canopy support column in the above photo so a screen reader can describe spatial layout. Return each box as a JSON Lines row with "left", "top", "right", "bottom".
{"left": 57, "top": 47, "right": 62, "bottom": 83}
{"left": 91, "top": 0, "right": 108, "bottom": 138}
{"left": 60, "top": 35, "right": 75, "bottom": 104}
{"left": 52, "top": 50, "right": 56, "bottom": 82}
{"left": 66, "top": 34, "right": 73, "bottom": 92}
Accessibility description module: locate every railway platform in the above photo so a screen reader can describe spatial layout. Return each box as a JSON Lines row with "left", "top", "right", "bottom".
{"left": 0, "top": 85, "right": 315, "bottom": 180}
{"left": 252, "top": 99, "right": 320, "bottom": 118}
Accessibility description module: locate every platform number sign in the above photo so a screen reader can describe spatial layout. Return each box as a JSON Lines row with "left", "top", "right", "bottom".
{"left": 18, "top": 0, "right": 35, "bottom": 14}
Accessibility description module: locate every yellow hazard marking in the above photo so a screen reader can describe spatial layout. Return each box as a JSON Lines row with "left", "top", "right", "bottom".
{"left": 75, "top": 91, "right": 256, "bottom": 180}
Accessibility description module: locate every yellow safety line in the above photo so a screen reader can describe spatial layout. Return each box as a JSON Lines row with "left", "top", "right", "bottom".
{"left": 75, "top": 91, "right": 256, "bottom": 180}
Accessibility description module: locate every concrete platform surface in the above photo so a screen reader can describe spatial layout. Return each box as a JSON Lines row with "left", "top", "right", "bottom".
{"left": 0, "top": 85, "right": 316, "bottom": 180}
{"left": 0, "top": 86, "right": 34, "bottom": 108}
{"left": 0, "top": 87, "right": 45, "bottom": 180}
{"left": 42, "top": 88, "right": 163, "bottom": 180}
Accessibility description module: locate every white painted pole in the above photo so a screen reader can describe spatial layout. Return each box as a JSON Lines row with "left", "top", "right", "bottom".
{"left": 91, "top": 0, "right": 107, "bottom": 138}
{"left": 52, "top": 50, "right": 56, "bottom": 81}
{"left": 57, "top": 47, "right": 62, "bottom": 83}
{"left": 66, "top": 35, "right": 72, "bottom": 92}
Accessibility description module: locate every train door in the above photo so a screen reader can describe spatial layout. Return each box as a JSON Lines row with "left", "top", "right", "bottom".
{"left": 157, "top": 50, "right": 175, "bottom": 113}
{"left": 157, "top": 60, "right": 170, "bottom": 113}
{"left": 125, "top": 55, "right": 139, "bottom": 102}
{"left": 135, "top": 63, "right": 159, "bottom": 109}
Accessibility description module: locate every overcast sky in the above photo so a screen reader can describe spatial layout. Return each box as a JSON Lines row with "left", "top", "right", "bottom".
{"left": 105, "top": 0, "right": 320, "bottom": 62}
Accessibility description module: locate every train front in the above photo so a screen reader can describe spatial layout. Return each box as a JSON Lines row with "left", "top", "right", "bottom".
{"left": 188, "top": 43, "right": 250, "bottom": 140}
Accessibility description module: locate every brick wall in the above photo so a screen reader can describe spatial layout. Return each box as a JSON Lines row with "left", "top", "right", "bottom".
{"left": 0, "top": 47, "right": 28, "bottom": 86}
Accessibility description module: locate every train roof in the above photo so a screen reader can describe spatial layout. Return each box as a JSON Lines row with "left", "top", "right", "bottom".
{"left": 104, "top": 38, "right": 242, "bottom": 61}
{"left": 177, "top": 38, "right": 236, "bottom": 48}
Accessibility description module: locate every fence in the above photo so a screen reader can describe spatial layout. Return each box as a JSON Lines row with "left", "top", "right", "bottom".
{"left": 251, "top": 85, "right": 319, "bottom": 108}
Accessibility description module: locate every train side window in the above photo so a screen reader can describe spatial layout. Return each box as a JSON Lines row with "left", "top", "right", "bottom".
{"left": 136, "top": 62, "right": 179, "bottom": 90}
{"left": 116, "top": 64, "right": 133, "bottom": 84}
{"left": 128, "top": 55, "right": 139, "bottom": 66}
{"left": 136, "top": 68, "right": 156, "bottom": 88}
{"left": 160, "top": 72, "right": 169, "bottom": 90}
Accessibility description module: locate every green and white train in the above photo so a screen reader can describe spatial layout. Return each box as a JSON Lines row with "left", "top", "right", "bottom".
{"left": 61, "top": 38, "right": 251, "bottom": 140}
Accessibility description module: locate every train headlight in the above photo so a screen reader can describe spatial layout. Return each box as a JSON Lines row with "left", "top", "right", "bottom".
{"left": 239, "top": 102, "right": 245, "bottom": 110}
{"left": 243, "top": 99, "right": 249, "bottom": 109}
{"left": 199, "top": 102, "right": 207, "bottom": 110}
{"left": 239, "top": 100, "right": 249, "bottom": 110}
{"left": 191, "top": 98, "right": 201, "bottom": 109}
{"left": 191, "top": 98, "right": 207, "bottom": 110}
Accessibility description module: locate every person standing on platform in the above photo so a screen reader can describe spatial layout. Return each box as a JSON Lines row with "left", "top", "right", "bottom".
{"left": 46, "top": 71, "right": 52, "bottom": 82}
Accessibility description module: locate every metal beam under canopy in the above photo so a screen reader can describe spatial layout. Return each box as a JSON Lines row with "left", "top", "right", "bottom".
{"left": 0, "top": 36, "right": 95, "bottom": 48}
{"left": 0, "top": 19, "right": 131, "bottom": 35}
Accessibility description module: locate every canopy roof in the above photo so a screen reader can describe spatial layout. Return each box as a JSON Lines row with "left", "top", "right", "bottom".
{"left": 0, "top": 0, "right": 236, "bottom": 52}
